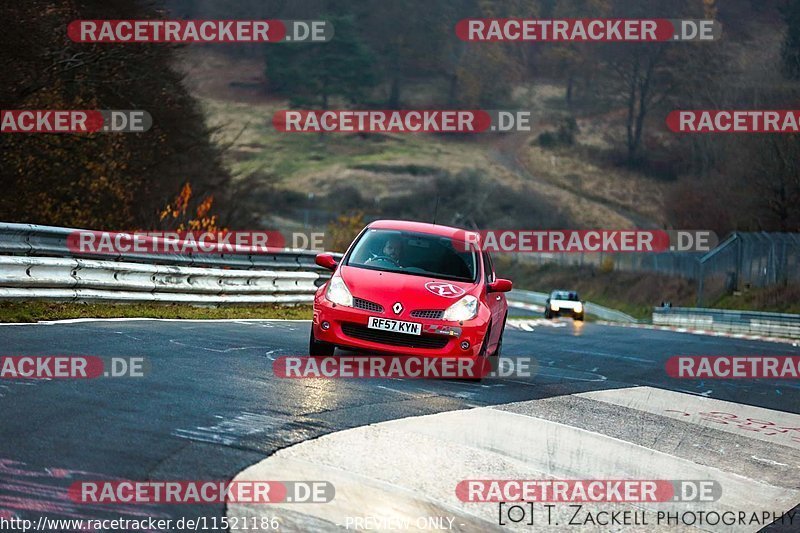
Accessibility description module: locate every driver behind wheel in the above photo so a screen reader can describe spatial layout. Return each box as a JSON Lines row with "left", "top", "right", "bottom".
{"left": 382, "top": 236, "right": 403, "bottom": 264}
{"left": 365, "top": 235, "right": 404, "bottom": 267}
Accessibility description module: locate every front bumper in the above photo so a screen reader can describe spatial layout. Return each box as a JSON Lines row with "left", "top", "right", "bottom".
{"left": 312, "top": 292, "right": 489, "bottom": 357}
{"left": 550, "top": 305, "right": 584, "bottom": 317}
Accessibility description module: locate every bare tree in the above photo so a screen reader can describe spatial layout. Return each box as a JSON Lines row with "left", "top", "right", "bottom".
{"left": 601, "top": 43, "right": 685, "bottom": 162}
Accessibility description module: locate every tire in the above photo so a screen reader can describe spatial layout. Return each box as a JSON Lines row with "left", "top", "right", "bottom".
{"left": 492, "top": 314, "right": 507, "bottom": 358}
{"left": 467, "top": 322, "right": 495, "bottom": 381}
{"left": 574, "top": 313, "right": 584, "bottom": 321}
{"left": 309, "top": 327, "right": 335, "bottom": 356}
{"left": 478, "top": 322, "right": 492, "bottom": 358}
{"left": 544, "top": 308, "right": 552, "bottom": 319}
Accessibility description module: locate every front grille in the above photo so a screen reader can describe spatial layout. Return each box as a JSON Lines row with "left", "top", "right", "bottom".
{"left": 341, "top": 323, "right": 450, "bottom": 349}
{"left": 353, "top": 298, "right": 384, "bottom": 313}
{"left": 410, "top": 309, "right": 444, "bottom": 319}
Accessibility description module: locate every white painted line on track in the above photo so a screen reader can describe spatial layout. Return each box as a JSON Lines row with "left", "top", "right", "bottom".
{"left": 174, "top": 412, "right": 286, "bottom": 446}
{"left": 0, "top": 317, "right": 311, "bottom": 326}
{"left": 557, "top": 348, "right": 654, "bottom": 364}
{"left": 168, "top": 339, "right": 263, "bottom": 353}
{"left": 507, "top": 318, "right": 568, "bottom": 330}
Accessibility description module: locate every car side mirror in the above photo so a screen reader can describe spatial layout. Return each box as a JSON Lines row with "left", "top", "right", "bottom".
{"left": 488, "top": 278, "right": 513, "bottom": 293}
{"left": 315, "top": 253, "right": 338, "bottom": 271}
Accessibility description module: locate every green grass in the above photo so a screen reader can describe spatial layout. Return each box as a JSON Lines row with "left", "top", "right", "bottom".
{"left": 204, "top": 98, "right": 491, "bottom": 189}
{"left": 0, "top": 302, "right": 312, "bottom": 323}
{"left": 712, "top": 285, "right": 800, "bottom": 315}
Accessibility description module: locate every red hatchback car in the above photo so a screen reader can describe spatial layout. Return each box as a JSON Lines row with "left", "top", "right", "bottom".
{"left": 310, "top": 220, "right": 512, "bottom": 359}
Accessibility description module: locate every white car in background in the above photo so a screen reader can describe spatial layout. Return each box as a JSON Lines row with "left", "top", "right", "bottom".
{"left": 544, "top": 290, "right": 584, "bottom": 321}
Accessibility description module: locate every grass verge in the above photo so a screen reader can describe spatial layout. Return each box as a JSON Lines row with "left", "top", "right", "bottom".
{"left": 0, "top": 302, "right": 313, "bottom": 323}
{"left": 713, "top": 285, "right": 800, "bottom": 315}
{"left": 496, "top": 259, "right": 697, "bottom": 320}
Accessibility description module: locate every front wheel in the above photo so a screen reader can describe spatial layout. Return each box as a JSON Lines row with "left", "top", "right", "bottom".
{"left": 467, "top": 323, "right": 495, "bottom": 381}
{"left": 574, "top": 313, "right": 584, "bottom": 321}
{"left": 309, "top": 328, "right": 335, "bottom": 356}
{"left": 492, "top": 314, "right": 507, "bottom": 358}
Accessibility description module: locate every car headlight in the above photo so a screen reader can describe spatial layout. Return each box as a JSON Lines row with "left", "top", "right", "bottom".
{"left": 551, "top": 304, "right": 560, "bottom": 312}
{"left": 442, "top": 295, "right": 479, "bottom": 321}
{"left": 574, "top": 303, "right": 583, "bottom": 312}
{"left": 325, "top": 275, "right": 353, "bottom": 307}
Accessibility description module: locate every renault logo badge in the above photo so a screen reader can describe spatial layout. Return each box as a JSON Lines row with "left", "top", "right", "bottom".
{"left": 392, "top": 302, "right": 403, "bottom": 315}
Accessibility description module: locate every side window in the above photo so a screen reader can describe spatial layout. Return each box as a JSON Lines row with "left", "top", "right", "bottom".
{"left": 482, "top": 252, "right": 495, "bottom": 284}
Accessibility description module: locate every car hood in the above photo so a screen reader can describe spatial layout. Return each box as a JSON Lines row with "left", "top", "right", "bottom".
{"left": 339, "top": 265, "right": 477, "bottom": 309}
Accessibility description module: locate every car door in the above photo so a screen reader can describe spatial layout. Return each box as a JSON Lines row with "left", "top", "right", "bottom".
{"left": 482, "top": 252, "right": 504, "bottom": 349}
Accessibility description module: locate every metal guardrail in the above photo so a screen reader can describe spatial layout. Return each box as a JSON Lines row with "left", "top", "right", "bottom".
{"left": 0, "top": 223, "right": 326, "bottom": 304}
{"left": 0, "top": 223, "right": 328, "bottom": 272}
{"left": 653, "top": 307, "right": 800, "bottom": 339}
{"left": 0, "top": 223, "right": 640, "bottom": 317}
{"left": 13, "top": 222, "right": 782, "bottom": 336}
{"left": 506, "top": 290, "right": 637, "bottom": 323}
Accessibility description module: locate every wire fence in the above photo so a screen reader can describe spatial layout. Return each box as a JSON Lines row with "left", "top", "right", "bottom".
{"left": 696, "top": 233, "right": 800, "bottom": 305}
{"left": 514, "top": 232, "right": 800, "bottom": 306}
{"left": 516, "top": 250, "right": 703, "bottom": 278}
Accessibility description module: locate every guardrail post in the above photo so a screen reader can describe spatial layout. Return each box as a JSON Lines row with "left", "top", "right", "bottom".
{"left": 696, "top": 261, "right": 704, "bottom": 307}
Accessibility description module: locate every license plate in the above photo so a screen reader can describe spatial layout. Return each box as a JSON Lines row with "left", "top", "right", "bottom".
{"left": 368, "top": 317, "right": 421, "bottom": 336}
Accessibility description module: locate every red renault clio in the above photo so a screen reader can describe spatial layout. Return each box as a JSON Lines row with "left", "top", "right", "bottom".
{"left": 310, "top": 220, "right": 512, "bottom": 358}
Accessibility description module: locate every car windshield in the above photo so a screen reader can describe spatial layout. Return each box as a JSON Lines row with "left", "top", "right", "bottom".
{"left": 346, "top": 229, "right": 478, "bottom": 282}
{"left": 553, "top": 291, "right": 580, "bottom": 301}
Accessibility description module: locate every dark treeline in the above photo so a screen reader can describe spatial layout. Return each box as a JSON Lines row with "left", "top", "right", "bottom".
{"left": 167, "top": 0, "right": 800, "bottom": 234}
{"left": 0, "top": 0, "right": 229, "bottom": 230}
{"left": 1, "top": 0, "right": 799, "bottom": 232}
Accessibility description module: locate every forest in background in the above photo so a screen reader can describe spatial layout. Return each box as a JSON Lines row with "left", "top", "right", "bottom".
{"left": 1, "top": 0, "right": 799, "bottom": 234}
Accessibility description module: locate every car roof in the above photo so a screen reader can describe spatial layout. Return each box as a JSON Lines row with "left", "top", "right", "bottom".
{"left": 367, "top": 220, "right": 479, "bottom": 242}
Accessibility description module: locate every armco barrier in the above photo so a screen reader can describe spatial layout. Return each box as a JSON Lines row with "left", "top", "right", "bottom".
{"left": 653, "top": 307, "right": 800, "bottom": 339}
{"left": 0, "top": 223, "right": 329, "bottom": 304}
{"left": 0, "top": 256, "right": 320, "bottom": 304}
{"left": 0, "top": 222, "right": 327, "bottom": 272}
{"left": 507, "top": 290, "right": 637, "bottom": 323}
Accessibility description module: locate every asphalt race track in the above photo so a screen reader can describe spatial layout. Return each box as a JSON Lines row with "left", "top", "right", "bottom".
{"left": 1, "top": 318, "right": 799, "bottom": 531}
